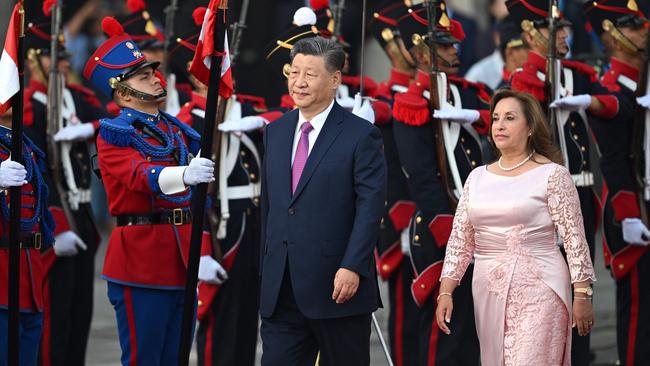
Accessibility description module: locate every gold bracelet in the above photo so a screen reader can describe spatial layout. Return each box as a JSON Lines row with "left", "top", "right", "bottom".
{"left": 436, "top": 292, "right": 452, "bottom": 303}
{"left": 574, "top": 296, "right": 592, "bottom": 301}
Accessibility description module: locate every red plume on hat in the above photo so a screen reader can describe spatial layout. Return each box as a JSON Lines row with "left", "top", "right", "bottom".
{"left": 192, "top": 7, "right": 207, "bottom": 26}
{"left": 127, "top": 0, "right": 147, "bottom": 13}
{"left": 102, "top": 17, "right": 125, "bottom": 37}
{"left": 449, "top": 19, "right": 465, "bottom": 42}
{"left": 310, "top": 0, "right": 330, "bottom": 11}
{"left": 43, "top": 0, "right": 57, "bottom": 17}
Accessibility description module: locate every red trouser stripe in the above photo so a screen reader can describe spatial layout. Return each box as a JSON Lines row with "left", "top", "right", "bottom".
{"left": 204, "top": 311, "right": 215, "bottom": 366}
{"left": 627, "top": 268, "right": 639, "bottom": 365}
{"left": 124, "top": 287, "right": 138, "bottom": 366}
{"left": 394, "top": 270, "right": 404, "bottom": 366}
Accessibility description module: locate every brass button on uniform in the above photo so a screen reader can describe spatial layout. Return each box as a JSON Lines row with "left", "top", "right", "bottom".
{"left": 471, "top": 161, "right": 477, "bottom": 167}
{"left": 253, "top": 197, "right": 260, "bottom": 205}
{"left": 382, "top": 264, "right": 390, "bottom": 272}
{"left": 573, "top": 134, "right": 579, "bottom": 140}
{"left": 580, "top": 146, "right": 586, "bottom": 152}
{"left": 414, "top": 234, "right": 420, "bottom": 242}
{"left": 571, "top": 121, "right": 576, "bottom": 127}
{"left": 465, "top": 149, "right": 471, "bottom": 154}
{"left": 249, "top": 173, "right": 256, "bottom": 180}
{"left": 416, "top": 216, "right": 422, "bottom": 224}
{"left": 618, "top": 264, "right": 624, "bottom": 270}
{"left": 243, "top": 162, "right": 249, "bottom": 168}
{"left": 198, "top": 300, "right": 203, "bottom": 306}
{"left": 151, "top": 169, "right": 156, "bottom": 174}
{"left": 147, "top": 156, "right": 152, "bottom": 162}
{"left": 240, "top": 151, "right": 246, "bottom": 157}
{"left": 420, "top": 284, "right": 425, "bottom": 289}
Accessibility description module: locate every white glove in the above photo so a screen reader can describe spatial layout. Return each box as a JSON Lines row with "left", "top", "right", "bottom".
{"left": 433, "top": 107, "right": 481, "bottom": 125}
{"left": 53, "top": 230, "right": 87, "bottom": 257}
{"left": 400, "top": 228, "right": 411, "bottom": 256}
{"left": 53, "top": 123, "right": 95, "bottom": 142}
{"left": 622, "top": 218, "right": 650, "bottom": 246}
{"left": 337, "top": 95, "right": 355, "bottom": 110}
{"left": 0, "top": 159, "right": 27, "bottom": 188}
{"left": 351, "top": 93, "right": 375, "bottom": 124}
{"left": 217, "top": 115, "right": 267, "bottom": 133}
{"left": 549, "top": 94, "right": 592, "bottom": 111}
{"left": 182, "top": 157, "right": 215, "bottom": 186}
{"left": 636, "top": 95, "right": 650, "bottom": 109}
{"left": 198, "top": 255, "right": 228, "bottom": 284}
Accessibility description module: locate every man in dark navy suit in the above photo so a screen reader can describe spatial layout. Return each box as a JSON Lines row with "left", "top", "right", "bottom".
{"left": 259, "top": 36, "right": 386, "bottom": 366}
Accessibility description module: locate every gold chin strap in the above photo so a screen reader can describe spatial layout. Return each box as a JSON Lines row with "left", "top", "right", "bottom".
{"left": 521, "top": 20, "right": 549, "bottom": 53}
{"left": 27, "top": 48, "right": 49, "bottom": 84}
{"left": 109, "top": 76, "right": 167, "bottom": 101}
{"left": 602, "top": 19, "right": 641, "bottom": 54}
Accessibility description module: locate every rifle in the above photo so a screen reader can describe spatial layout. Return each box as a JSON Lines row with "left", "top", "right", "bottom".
{"left": 228, "top": 0, "right": 250, "bottom": 68}
{"left": 332, "top": 0, "right": 345, "bottom": 42}
{"left": 544, "top": 0, "right": 561, "bottom": 143}
{"left": 162, "top": 0, "right": 178, "bottom": 76}
{"left": 46, "top": 0, "right": 77, "bottom": 233}
{"left": 424, "top": 0, "right": 457, "bottom": 209}
{"left": 206, "top": 0, "right": 251, "bottom": 262}
{"left": 630, "top": 25, "right": 650, "bottom": 224}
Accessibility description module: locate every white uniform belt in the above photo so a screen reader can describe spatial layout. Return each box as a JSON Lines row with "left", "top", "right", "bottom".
{"left": 572, "top": 171, "right": 594, "bottom": 187}
{"left": 219, "top": 182, "right": 261, "bottom": 200}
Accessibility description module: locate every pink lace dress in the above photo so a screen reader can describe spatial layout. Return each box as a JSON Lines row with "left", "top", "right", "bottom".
{"left": 441, "top": 163, "right": 596, "bottom": 366}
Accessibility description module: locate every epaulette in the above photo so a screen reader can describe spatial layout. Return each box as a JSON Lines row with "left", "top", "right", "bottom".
{"left": 236, "top": 94, "right": 268, "bottom": 111}
{"left": 562, "top": 60, "right": 598, "bottom": 83}
{"left": 448, "top": 75, "right": 492, "bottom": 103}
{"left": 342, "top": 75, "right": 378, "bottom": 96}
{"left": 98, "top": 112, "right": 139, "bottom": 148}
{"left": 372, "top": 100, "right": 391, "bottom": 126}
{"left": 176, "top": 101, "right": 195, "bottom": 126}
{"left": 392, "top": 83, "right": 429, "bottom": 126}
{"left": 374, "top": 81, "right": 392, "bottom": 101}
{"left": 67, "top": 83, "right": 102, "bottom": 108}
{"left": 600, "top": 70, "right": 621, "bottom": 93}
{"left": 510, "top": 68, "right": 545, "bottom": 102}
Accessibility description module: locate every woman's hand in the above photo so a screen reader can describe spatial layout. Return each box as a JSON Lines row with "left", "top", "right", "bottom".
{"left": 435, "top": 295, "right": 453, "bottom": 335}
{"left": 572, "top": 299, "right": 594, "bottom": 336}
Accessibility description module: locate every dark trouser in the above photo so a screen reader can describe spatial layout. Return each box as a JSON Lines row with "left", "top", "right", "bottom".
{"left": 40, "top": 204, "right": 98, "bottom": 366}
{"left": 260, "top": 267, "right": 371, "bottom": 366}
{"left": 387, "top": 259, "right": 420, "bottom": 366}
{"left": 196, "top": 211, "right": 260, "bottom": 366}
{"left": 421, "top": 264, "right": 479, "bottom": 366}
{"left": 0, "top": 310, "right": 43, "bottom": 366}
{"left": 616, "top": 251, "right": 650, "bottom": 366}
{"left": 570, "top": 187, "right": 596, "bottom": 366}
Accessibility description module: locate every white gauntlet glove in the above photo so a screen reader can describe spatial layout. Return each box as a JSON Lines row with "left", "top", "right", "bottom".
{"left": 218, "top": 115, "right": 267, "bottom": 133}
{"left": 351, "top": 93, "right": 375, "bottom": 124}
{"left": 54, "top": 231, "right": 88, "bottom": 257}
{"left": 549, "top": 94, "right": 592, "bottom": 112}
{"left": 433, "top": 107, "right": 480, "bottom": 125}
{"left": 0, "top": 159, "right": 27, "bottom": 188}
{"left": 622, "top": 218, "right": 650, "bottom": 246}
{"left": 198, "top": 255, "right": 228, "bottom": 284}
{"left": 182, "top": 157, "right": 215, "bottom": 186}
{"left": 53, "top": 123, "right": 95, "bottom": 142}
{"left": 636, "top": 95, "right": 650, "bottom": 109}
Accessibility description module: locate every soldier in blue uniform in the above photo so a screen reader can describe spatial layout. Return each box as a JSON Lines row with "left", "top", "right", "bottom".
{"left": 584, "top": 1, "right": 650, "bottom": 365}
{"left": 83, "top": 17, "right": 218, "bottom": 364}
{"left": 21, "top": 6, "right": 109, "bottom": 364}
{"left": 0, "top": 107, "right": 56, "bottom": 366}
{"left": 390, "top": 1, "right": 491, "bottom": 364}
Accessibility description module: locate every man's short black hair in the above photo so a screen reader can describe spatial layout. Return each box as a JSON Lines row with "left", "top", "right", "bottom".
{"left": 290, "top": 36, "right": 345, "bottom": 73}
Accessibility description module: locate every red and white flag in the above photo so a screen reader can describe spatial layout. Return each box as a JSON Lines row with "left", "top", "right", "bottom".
{"left": 0, "top": 3, "right": 21, "bottom": 114}
{"left": 189, "top": 0, "right": 233, "bottom": 99}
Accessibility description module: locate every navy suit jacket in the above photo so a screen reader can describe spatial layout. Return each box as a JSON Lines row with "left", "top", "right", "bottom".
{"left": 259, "top": 101, "right": 386, "bottom": 319}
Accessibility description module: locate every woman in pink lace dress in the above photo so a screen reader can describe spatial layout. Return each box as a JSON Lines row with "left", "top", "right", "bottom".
{"left": 436, "top": 90, "right": 596, "bottom": 365}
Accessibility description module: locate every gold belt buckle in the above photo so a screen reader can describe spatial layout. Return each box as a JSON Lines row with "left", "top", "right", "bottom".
{"left": 33, "top": 232, "right": 42, "bottom": 250}
{"left": 172, "top": 208, "right": 184, "bottom": 226}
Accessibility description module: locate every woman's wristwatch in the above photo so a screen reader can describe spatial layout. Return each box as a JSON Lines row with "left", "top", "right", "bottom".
{"left": 574, "top": 287, "right": 593, "bottom": 296}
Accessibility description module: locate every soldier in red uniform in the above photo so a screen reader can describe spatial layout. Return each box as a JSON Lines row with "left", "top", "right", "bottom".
{"left": 584, "top": 1, "right": 650, "bottom": 365}
{"left": 0, "top": 107, "right": 56, "bottom": 366}
{"left": 83, "top": 17, "right": 218, "bottom": 364}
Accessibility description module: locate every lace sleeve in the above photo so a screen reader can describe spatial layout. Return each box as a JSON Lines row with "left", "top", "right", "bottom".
{"left": 440, "top": 168, "right": 477, "bottom": 282}
{"left": 547, "top": 165, "right": 596, "bottom": 283}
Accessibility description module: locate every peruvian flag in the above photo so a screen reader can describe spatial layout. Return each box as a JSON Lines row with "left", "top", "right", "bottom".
{"left": 0, "top": 3, "right": 21, "bottom": 114}
{"left": 189, "top": 0, "right": 233, "bottom": 99}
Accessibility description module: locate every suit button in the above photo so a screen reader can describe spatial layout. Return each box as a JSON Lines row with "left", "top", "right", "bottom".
{"left": 288, "top": 208, "right": 295, "bottom": 215}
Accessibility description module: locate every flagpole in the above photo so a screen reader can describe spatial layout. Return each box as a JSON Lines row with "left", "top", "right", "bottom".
{"left": 8, "top": 1, "right": 25, "bottom": 365}
{"left": 178, "top": 1, "right": 228, "bottom": 364}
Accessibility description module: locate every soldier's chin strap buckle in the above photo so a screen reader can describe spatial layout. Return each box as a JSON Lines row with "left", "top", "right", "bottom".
{"left": 172, "top": 208, "right": 184, "bottom": 226}
{"left": 34, "top": 232, "right": 42, "bottom": 250}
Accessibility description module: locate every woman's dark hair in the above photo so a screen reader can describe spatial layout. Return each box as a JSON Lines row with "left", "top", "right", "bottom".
{"left": 489, "top": 88, "right": 564, "bottom": 165}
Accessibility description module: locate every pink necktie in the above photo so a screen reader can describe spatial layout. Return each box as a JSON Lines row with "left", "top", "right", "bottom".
{"left": 292, "top": 121, "right": 314, "bottom": 193}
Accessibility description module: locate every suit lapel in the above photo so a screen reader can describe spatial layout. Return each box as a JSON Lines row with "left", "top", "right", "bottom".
{"left": 279, "top": 111, "right": 299, "bottom": 203}
{"left": 290, "top": 103, "right": 344, "bottom": 205}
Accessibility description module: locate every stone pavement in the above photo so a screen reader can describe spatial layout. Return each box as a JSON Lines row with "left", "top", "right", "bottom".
{"left": 86, "top": 229, "right": 619, "bottom": 365}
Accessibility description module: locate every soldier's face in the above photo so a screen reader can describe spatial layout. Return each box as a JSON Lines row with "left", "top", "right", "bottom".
{"left": 539, "top": 26, "right": 569, "bottom": 56}
{"left": 125, "top": 66, "right": 165, "bottom": 98}
{"left": 288, "top": 54, "right": 340, "bottom": 114}
{"left": 39, "top": 56, "right": 70, "bottom": 78}
{"left": 620, "top": 25, "right": 649, "bottom": 52}
{"left": 491, "top": 97, "right": 531, "bottom": 154}
{"left": 435, "top": 44, "right": 460, "bottom": 74}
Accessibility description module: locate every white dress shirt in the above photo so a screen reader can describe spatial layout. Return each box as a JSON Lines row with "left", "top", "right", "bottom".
{"left": 291, "top": 99, "right": 335, "bottom": 165}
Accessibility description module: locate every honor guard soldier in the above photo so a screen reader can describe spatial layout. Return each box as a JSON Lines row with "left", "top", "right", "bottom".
{"left": 0, "top": 108, "right": 56, "bottom": 366}
{"left": 83, "top": 17, "right": 217, "bottom": 364}
{"left": 506, "top": 0, "right": 621, "bottom": 362}
{"left": 22, "top": 3, "right": 108, "bottom": 365}
{"left": 391, "top": 1, "right": 491, "bottom": 364}
{"left": 495, "top": 15, "right": 528, "bottom": 89}
{"left": 584, "top": 2, "right": 650, "bottom": 365}
{"left": 171, "top": 7, "right": 277, "bottom": 366}
{"left": 368, "top": 2, "right": 423, "bottom": 366}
